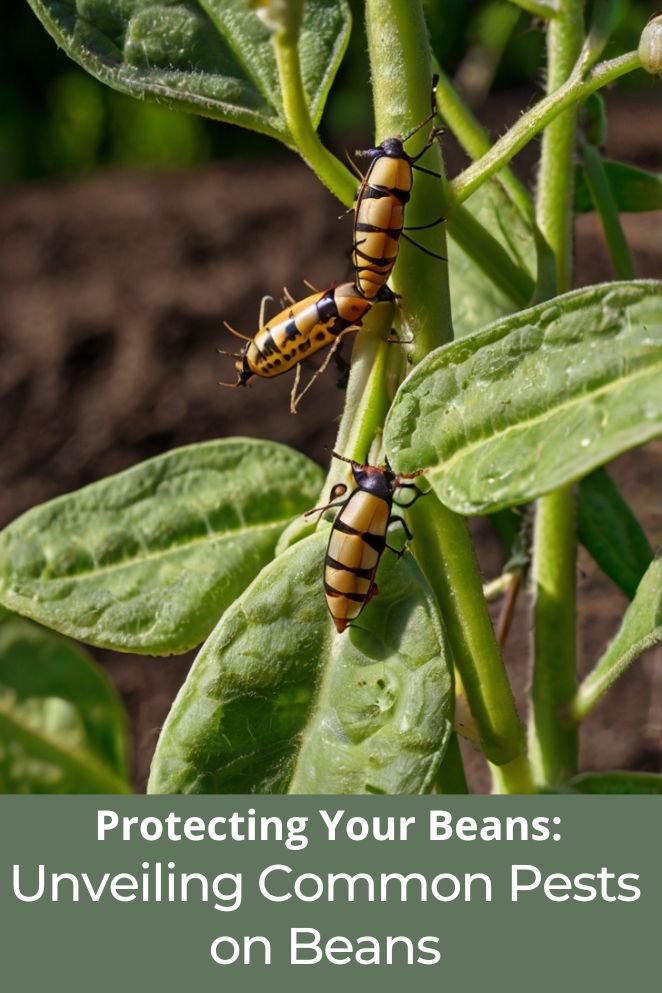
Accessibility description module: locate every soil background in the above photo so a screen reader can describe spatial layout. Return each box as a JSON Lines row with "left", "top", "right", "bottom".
{"left": 1, "top": 90, "right": 660, "bottom": 792}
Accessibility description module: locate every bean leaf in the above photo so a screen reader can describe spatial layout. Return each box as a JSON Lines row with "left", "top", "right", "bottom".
{"left": 575, "top": 159, "right": 662, "bottom": 214}
{"left": 25, "top": 0, "right": 351, "bottom": 141}
{"left": 448, "top": 180, "right": 537, "bottom": 338}
{"left": 562, "top": 772, "right": 662, "bottom": 795}
{"left": 0, "top": 611, "right": 131, "bottom": 793}
{"left": 0, "top": 439, "right": 323, "bottom": 655}
{"left": 572, "top": 552, "right": 662, "bottom": 720}
{"left": 385, "top": 280, "right": 662, "bottom": 514}
{"left": 148, "top": 530, "right": 453, "bottom": 795}
{"left": 578, "top": 467, "right": 653, "bottom": 599}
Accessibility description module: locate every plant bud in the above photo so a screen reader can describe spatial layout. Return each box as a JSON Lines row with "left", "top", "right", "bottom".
{"left": 250, "top": 0, "right": 304, "bottom": 36}
{"left": 638, "top": 13, "right": 662, "bottom": 75}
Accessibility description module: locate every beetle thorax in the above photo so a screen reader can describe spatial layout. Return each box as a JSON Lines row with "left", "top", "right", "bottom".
{"left": 352, "top": 463, "right": 396, "bottom": 499}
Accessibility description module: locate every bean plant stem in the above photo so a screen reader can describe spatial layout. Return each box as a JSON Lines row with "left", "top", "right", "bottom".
{"left": 409, "top": 495, "right": 529, "bottom": 777}
{"left": 450, "top": 50, "right": 641, "bottom": 205}
{"left": 432, "top": 65, "right": 534, "bottom": 219}
{"left": 273, "top": 21, "right": 356, "bottom": 207}
{"left": 529, "top": 0, "right": 584, "bottom": 793}
{"left": 362, "top": 0, "right": 532, "bottom": 791}
{"left": 530, "top": 485, "right": 579, "bottom": 785}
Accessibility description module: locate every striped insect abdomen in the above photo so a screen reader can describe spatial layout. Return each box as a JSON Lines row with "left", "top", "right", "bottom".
{"left": 353, "top": 155, "right": 413, "bottom": 299}
{"left": 245, "top": 291, "right": 329, "bottom": 379}
{"left": 324, "top": 490, "right": 391, "bottom": 633}
{"left": 243, "top": 283, "right": 372, "bottom": 381}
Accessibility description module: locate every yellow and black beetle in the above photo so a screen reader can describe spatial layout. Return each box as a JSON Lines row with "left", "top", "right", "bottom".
{"left": 352, "top": 82, "right": 445, "bottom": 300}
{"left": 220, "top": 281, "right": 372, "bottom": 385}
{"left": 306, "top": 453, "right": 426, "bottom": 633}
{"left": 219, "top": 282, "right": 394, "bottom": 411}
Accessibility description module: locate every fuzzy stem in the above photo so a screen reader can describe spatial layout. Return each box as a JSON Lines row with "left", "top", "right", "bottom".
{"left": 450, "top": 50, "right": 641, "bottom": 205}
{"left": 528, "top": 1, "right": 584, "bottom": 790}
{"left": 530, "top": 486, "right": 579, "bottom": 784}
{"left": 273, "top": 22, "right": 356, "bottom": 206}
{"left": 409, "top": 493, "right": 530, "bottom": 777}
{"left": 362, "top": 0, "right": 531, "bottom": 790}
{"left": 433, "top": 65, "right": 533, "bottom": 219}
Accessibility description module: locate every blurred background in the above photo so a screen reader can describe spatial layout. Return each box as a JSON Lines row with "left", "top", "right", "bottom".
{"left": 0, "top": 0, "right": 659, "bottom": 791}
{"left": 1, "top": 0, "right": 654, "bottom": 185}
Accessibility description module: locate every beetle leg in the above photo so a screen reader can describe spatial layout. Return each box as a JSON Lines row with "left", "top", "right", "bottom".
{"left": 222, "top": 321, "right": 253, "bottom": 343}
{"left": 290, "top": 327, "right": 360, "bottom": 412}
{"left": 401, "top": 232, "right": 447, "bottom": 260}
{"left": 403, "top": 215, "right": 445, "bottom": 231}
{"left": 393, "top": 485, "right": 427, "bottom": 508}
{"left": 289, "top": 363, "right": 303, "bottom": 415}
{"left": 387, "top": 514, "right": 414, "bottom": 542}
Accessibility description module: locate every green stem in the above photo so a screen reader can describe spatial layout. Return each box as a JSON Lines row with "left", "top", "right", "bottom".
{"left": 365, "top": 0, "right": 453, "bottom": 360}
{"left": 580, "top": 142, "right": 635, "bottom": 279}
{"left": 329, "top": 0, "right": 452, "bottom": 468}
{"left": 362, "top": 0, "right": 531, "bottom": 792}
{"left": 491, "top": 754, "right": 538, "bottom": 794}
{"left": 408, "top": 493, "right": 530, "bottom": 777}
{"left": 536, "top": 0, "right": 583, "bottom": 292}
{"left": 528, "top": 0, "right": 583, "bottom": 790}
{"left": 530, "top": 486, "right": 579, "bottom": 785}
{"left": 433, "top": 65, "right": 533, "bottom": 219}
{"left": 328, "top": 300, "right": 401, "bottom": 466}
{"left": 450, "top": 51, "right": 641, "bottom": 205}
{"left": 273, "top": 23, "right": 356, "bottom": 207}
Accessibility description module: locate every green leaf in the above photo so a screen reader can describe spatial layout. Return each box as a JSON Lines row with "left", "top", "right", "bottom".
{"left": 0, "top": 438, "right": 323, "bottom": 655}
{"left": 448, "top": 180, "right": 537, "bottom": 337}
{"left": 575, "top": 159, "right": 662, "bottom": 213}
{"left": 578, "top": 467, "right": 653, "bottom": 598}
{"left": 572, "top": 552, "right": 662, "bottom": 720}
{"left": 0, "top": 611, "right": 131, "bottom": 793}
{"left": 148, "top": 530, "right": 453, "bottom": 795}
{"left": 26, "top": 0, "right": 351, "bottom": 141}
{"left": 580, "top": 143, "right": 634, "bottom": 280}
{"left": 385, "top": 280, "right": 662, "bottom": 514}
{"left": 562, "top": 772, "right": 662, "bottom": 795}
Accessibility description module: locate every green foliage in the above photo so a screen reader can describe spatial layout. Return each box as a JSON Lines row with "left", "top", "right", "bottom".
{"left": 385, "top": 281, "right": 662, "bottom": 513}
{"left": 25, "top": 0, "right": 351, "bottom": 142}
{"left": 575, "top": 159, "right": 662, "bottom": 213}
{"left": 563, "top": 771, "right": 662, "bottom": 794}
{"left": 0, "top": 439, "right": 323, "bottom": 655}
{"left": 148, "top": 531, "right": 452, "bottom": 795}
{"left": 9, "top": 0, "right": 662, "bottom": 794}
{"left": 578, "top": 467, "right": 653, "bottom": 598}
{"left": 448, "top": 180, "right": 536, "bottom": 337}
{"left": 0, "top": 609, "right": 131, "bottom": 793}
{"left": 572, "top": 552, "right": 662, "bottom": 719}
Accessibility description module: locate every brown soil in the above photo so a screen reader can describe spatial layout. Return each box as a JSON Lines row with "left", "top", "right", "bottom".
{"left": 0, "top": 92, "right": 660, "bottom": 792}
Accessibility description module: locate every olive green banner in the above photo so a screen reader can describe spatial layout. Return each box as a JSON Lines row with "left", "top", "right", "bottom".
{"left": 1, "top": 797, "right": 660, "bottom": 990}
